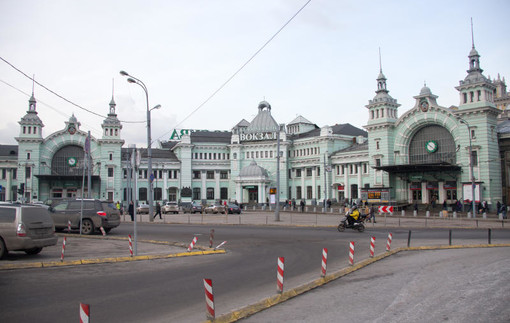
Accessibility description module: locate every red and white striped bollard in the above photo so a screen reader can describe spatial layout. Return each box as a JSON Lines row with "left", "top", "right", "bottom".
{"left": 386, "top": 233, "right": 393, "bottom": 251}
{"left": 187, "top": 236, "right": 197, "bottom": 252}
{"left": 203, "top": 278, "right": 215, "bottom": 320}
{"left": 100, "top": 226, "right": 106, "bottom": 236}
{"left": 128, "top": 234, "right": 133, "bottom": 257}
{"left": 79, "top": 303, "right": 90, "bottom": 323}
{"left": 209, "top": 229, "right": 214, "bottom": 248}
{"left": 67, "top": 220, "right": 72, "bottom": 233}
{"left": 369, "top": 236, "right": 376, "bottom": 257}
{"left": 349, "top": 241, "right": 355, "bottom": 265}
{"left": 277, "top": 257, "right": 285, "bottom": 293}
{"left": 321, "top": 248, "right": 328, "bottom": 277}
{"left": 60, "top": 236, "right": 67, "bottom": 262}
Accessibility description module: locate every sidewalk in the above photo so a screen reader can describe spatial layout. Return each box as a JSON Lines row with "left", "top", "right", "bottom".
{"left": 122, "top": 209, "right": 510, "bottom": 229}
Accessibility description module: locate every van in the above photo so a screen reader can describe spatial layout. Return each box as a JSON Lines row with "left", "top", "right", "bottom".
{"left": 0, "top": 203, "right": 58, "bottom": 259}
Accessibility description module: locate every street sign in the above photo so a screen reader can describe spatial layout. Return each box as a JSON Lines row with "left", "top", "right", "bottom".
{"left": 0, "top": 184, "right": 2, "bottom": 192}
{"left": 150, "top": 173, "right": 155, "bottom": 183}
{"left": 378, "top": 206, "right": 394, "bottom": 213}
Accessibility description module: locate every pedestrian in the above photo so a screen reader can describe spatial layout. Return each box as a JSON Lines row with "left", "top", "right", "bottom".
{"left": 443, "top": 200, "right": 447, "bottom": 210}
{"left": 497, "top": 201, "right": 501, "bottom": 214}
{"left": 153, "top": 202, "right": 162, "bottom": 220}
{"left": 414, "top": 201, "right": 418, "bottom": 212}
{"left": 292, "top": 199, "right": 296, "bottom": 210}
{"left": 502, "top": 203, "right": 507, "bottom": 219}
{"left": 128, "top": 201, "right": 134, "bottom": 221}
{"left": 369, "top": 204, "right": 376, "bottom": 223}
{"left": 300, "top": 199, "right": 305, "bottom": 212}
{"left": 327, "top": 199, "right": 332, "bottom": 209}
{"left": 116, "top": 201, "right": 121, "bottom": 212}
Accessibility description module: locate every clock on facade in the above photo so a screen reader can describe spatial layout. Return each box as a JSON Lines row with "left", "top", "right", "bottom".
{"left": 68, "top": 125, "right": 76, "bottom": 135}
{"left": 67, "top": 157, "right": 77, "bottom": 167}
{"left": 420, "top": 100, "right": 429, "bottom": 112}
{"left": 425, "top": 140, "right": 438, "bottom": 153}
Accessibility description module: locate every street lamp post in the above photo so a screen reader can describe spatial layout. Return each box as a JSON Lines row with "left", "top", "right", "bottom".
{"left": 120, "top": 70, "right": 161, "bottom": 221}
{"left": 458, "top": 117, "right": 477, "bottom": 218}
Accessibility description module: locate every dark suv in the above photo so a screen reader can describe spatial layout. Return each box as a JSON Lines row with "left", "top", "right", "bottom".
{"left": 0, "top": 203, "right": 58, "bottom": 259}
{"left": 49, "top": 199, "right": 120, "bottom": 235}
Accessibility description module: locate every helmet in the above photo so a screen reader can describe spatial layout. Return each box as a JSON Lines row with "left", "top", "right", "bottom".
{"left": 352, "top": 205, "right": 358, "bottom": 210}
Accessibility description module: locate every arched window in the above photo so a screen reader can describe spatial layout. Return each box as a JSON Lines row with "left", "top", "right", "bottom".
{"left": 408, "top": 125, "right": 456, "bottom": 164}
{"left": 51, "top": 145, "right": 86, "bottom": 176}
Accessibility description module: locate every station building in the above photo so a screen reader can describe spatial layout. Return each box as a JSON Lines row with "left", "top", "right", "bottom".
{"left": 1, "top": 43, "right": 509, "bottom": 210}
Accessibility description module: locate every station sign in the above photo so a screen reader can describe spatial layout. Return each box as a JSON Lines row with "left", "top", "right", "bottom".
{"left": 169, "top": 129, "right": 194, "bottom": 140}
{"left": 240, "top": 132, "right": 277, "bottom": 142}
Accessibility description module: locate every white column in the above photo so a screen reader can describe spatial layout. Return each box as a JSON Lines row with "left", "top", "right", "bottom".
{"left": 201, "top": 171, "right": 206, "bottom": 200}
{"left": 421, "top": 182, "right": 427, "bottom": 204}
{"left": 301, "top": 168, "right": 305, "bottom": 199}
{"left": 438, "top": 182, "right": 445, "bottom": 204}
{"left": 357, "top": 164, "right": 362, "bottom": 198}
{"left": 215, "top": 171, "right": 220, "bottom": 200}
{"left": 163, "top": 170, "right": 168, "bottom": 200}
{"left": 258, "top": 183, "right": 263, "bottom": 204}
{"left": 312, "top": 167, "right": 316, "bottom": 199}
{"left": 6, "top": 168, "right": 12, "bottom": 201}
{"left": 236, "top": 182, "right": 242, "bottom": 204}
{"left": 344, "top": 164, "right": 349, "bottom": 200}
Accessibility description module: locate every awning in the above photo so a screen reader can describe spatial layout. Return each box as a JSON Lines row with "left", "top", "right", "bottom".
{"left": 373, "top": 163, "right": 461, "bottom": 174}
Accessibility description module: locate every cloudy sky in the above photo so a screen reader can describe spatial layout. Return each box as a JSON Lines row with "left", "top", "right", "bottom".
{"left": 1, "top": 0, "right": 509, "bottom": 147}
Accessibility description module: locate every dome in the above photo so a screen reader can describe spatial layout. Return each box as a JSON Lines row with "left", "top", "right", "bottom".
{"left": 469, "top": 47, "right": 479, "bottom": 57}
{"left": 240, "top": 161, "right": 269, "bottom": 177}
{"left": 420, "top": 85, "right": 432, "bottom": 95}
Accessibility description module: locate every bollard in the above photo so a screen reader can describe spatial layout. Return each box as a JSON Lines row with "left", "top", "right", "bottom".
{"left": 453, "top": 211, "right": 457, "bottom": 218}
{"left": 349, "top": 241, "right": 355, "bottom": 265}
{"left": 79, "top": 303, "right": 90, "bottom": 323}
{"left": 426, "top": 211, "right": 430, "bottom": 217}
{"left": 100, "top": 227, "right": 106, "bottom": 236}
{"left": 60, "top": 236, "right": 67, "bottom": 262}
{"left": 321, "top": 248, "right": 328, "bottom": 277}
{"left": 209, "top": 229, "right": 214, "bottom": 248}
{"left": 128, "top": 234, "right": 133, "bottom": 257}
{"left": 407, "top": 230, "right": 412, "bottom": 247}
{"left": 67, "top": 220, "right": 72, "bottom": 233}
{"left": 413, "top": 210, "right": 417, "bottom": 217}
{"left": 187, "top": 236, "right": 198, "bottom": 252}
{"left": 369, "top": 237, "right": 375, "bottom": 258}
{"left": 488, "top": 228, "right": 492, "bottom": 245}
{"left": 401, "top": 210, "right": 405, "bottom": 217}
{"left": 203, "top": 278, "right": 215, "bottom": 320}
{"left": 214, "top": 241, "right": 227, "bottom": 250}
{"left": 468, "top": 212, "right": 472, "bottom": 218}
{"left": 449, "top": 230, "right": 452, "bottom": 246}
{"left": 438, "top": 211, "right": 442, "bottom": 218}
{"left": 277, "top": 257, "right": 285, "bottom": 293}
{"left": 386, "top": 233, "right": 393, "bottom": 251}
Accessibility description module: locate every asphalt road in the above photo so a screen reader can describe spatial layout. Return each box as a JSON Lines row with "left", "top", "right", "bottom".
{"left": 1, "top": 223, "right": 509, "bottom": 322}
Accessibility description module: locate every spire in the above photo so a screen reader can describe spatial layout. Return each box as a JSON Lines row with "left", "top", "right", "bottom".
{"left": 109, "top": 78, "right": 116, "bottom": 116}
{"left": 467, "top": 18, "right": 482, "bottom": 73}
{"left": 376, "top": 49, "right": 388, "bottom": 94}
{"left": 28, "top": 75, "right": 37, "bottom": 112}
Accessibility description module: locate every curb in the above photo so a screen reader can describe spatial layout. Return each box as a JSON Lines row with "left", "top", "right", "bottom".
{"left": 0, "top": 235, "right": 226, "bottom": 271}
{"left": 206, "top": 243, "right": 510, "bottom": 323}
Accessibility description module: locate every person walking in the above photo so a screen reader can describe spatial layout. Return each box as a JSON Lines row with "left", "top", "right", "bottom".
{"left": 153, "top": 202, "right": 162, "bottom": 220}
{"left": 128, "top": 201, "right": 134, "bottom": 221}
{"left": 369, "top": 204, "right": 376, "bottom": 223}
{"left": 300, "top": 199, "right": 305, "bottom": 212}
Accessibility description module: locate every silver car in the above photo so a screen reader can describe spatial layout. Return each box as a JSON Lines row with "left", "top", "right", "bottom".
{"left": 0, "top": 203, "right": 58, "bottom": 259}
{"left": 162, "top": 202, "right": 179, "bottom": 214}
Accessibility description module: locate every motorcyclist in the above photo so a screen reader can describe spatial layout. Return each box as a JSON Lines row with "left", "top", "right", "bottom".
{"left": 346, "top": 205, "right": 360, "bottom": 227}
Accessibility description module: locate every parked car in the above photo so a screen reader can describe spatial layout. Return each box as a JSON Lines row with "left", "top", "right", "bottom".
{"left": 49, "top": 199, "right": 121, "bottom": 235}
{"left": 182, "top": 202, "right": 203, "bottom": 214}
{"left": 136, "top": 204, "right": 150, "bottom": 214}
{"left": 226, "top": 204, "right": 241, "bottom": 214}
{"left": 162, "top": 202, "right": 179, "bottom": 214}
{"left": 0, "top": 203, "right": 58, "bottom": 259}
{"left": 204, "top": 204, "right": 226, "bottom": 214}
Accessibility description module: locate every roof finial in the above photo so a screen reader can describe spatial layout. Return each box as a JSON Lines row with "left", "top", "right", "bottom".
{"left": 32, "top": 74, "right": 35, "bottom": 95}
{"left": 112, "top": 78, "right": 115, "bottom": 99}
{"left": 471, "top": 17, "right": 475, "bottom": 49}
{"left": 378, "top": 47, "right": 382, "bottom": 73}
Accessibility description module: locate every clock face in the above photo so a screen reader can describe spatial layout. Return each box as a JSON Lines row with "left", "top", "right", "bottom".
{"left": 420, "top": 100, "right": 429, "bottom": 112}
{"left": 67, "top": 157, "right": 77, "bottom": 167}
{"left": 425, "top": 140, "right": 438, "bottom": 153}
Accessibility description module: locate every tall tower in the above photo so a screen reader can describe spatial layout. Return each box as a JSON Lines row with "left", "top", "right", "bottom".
{"left": 454, "top": 21, "right": 501, "bottom": 205}
{"left": 16, "top": 88, "right": 44, "bottom": 202}
{"left": 365, "top": 53, "right": 400, "bottom": 189}
{"left": 99, "top": 95, "right": 125, "bottom": 201}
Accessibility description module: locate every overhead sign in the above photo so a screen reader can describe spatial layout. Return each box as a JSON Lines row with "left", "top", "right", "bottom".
{"left": 240, "top": 132, "right": 277, "bottom": 142}
{"left": 169, "top": 129, "right": 194, "bottom": 140}
{"left": 378, "top": 206, "right": 394, "bottom": 213}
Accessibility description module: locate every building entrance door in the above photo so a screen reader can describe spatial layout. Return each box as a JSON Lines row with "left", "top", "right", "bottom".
{"left": 248, "top": 188, "right": 258, "bottom": 205}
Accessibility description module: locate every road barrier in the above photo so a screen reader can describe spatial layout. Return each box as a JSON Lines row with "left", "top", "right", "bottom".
{"left": 203, "top": 278, "right": 215, "bottom": 320}
{"left": 209, "top": 229, "right": 214, "bottom": 248}
{"left": 214, "top": 241, "right": 227, "bottom": 250}
{"left": 369, "top": 237, "right": 375, "bottom": 257}
{"left": 100, "top": 227, "right": 106, "bottom": 236}
{"left": 378, "top": 206, "right": 394, "bottom": 213}
{"left": 277, "top": 257, "right": 285, "bottom": 293}
{"left": 128, "top": 234, "right": 133, "bottom": 257}
{"left": 187, "top": 236, "right": 198, "bottom": 252}
{"left": 386, "top": 233, "right": 393, "bottom": 251}
{"left": 60, "top": 237, "right": 67, "bottom": 262}
{"left": 67, "top": 220, "right": 72, "bottom": 233}
{"left": 79, "top": 303, "right": 90, "bottom": 323}
{"left": 321, "top": 248, "right": 328, "bottom": 277}
{"left": 349, "top": 241, "right": 355, "bottom": 265}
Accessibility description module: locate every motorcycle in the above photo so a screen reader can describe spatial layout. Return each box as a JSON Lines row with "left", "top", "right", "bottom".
{"left": 337, "top": 213, "right": 367, "bottom": 232}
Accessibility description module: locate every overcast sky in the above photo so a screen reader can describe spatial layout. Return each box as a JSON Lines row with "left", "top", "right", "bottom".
{"left": 1, "top": 0, "right": 509, "bottom": 147}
